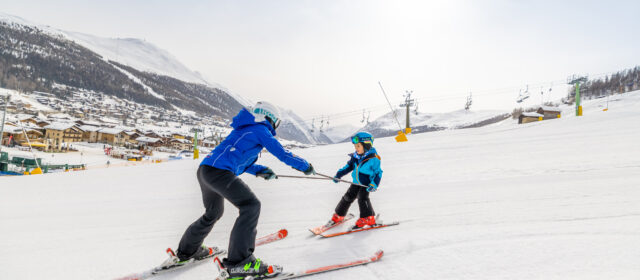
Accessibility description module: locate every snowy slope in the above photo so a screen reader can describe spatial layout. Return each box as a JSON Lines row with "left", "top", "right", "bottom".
{"left": 2, "top": 91, "right": 639, "bottom": 279}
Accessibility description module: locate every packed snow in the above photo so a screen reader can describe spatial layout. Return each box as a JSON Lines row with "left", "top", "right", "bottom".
{"left": 1, "top": 91, "right": 639, "bottom": 279}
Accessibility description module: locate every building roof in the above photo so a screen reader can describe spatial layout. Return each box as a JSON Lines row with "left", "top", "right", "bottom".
{"left": 78, "top": 125, "right": 101, "bottom": 132}
{"left": 170, "top": 138, "right": 192, "bottom": 144}
{"left": 98, "top": 127, "right": 124, "bottom": 135}
{"left": 521, "top": 112, "right": 544, "bottom": 118}
{"left": 136, "top": 136, "right": 162, "bottom": 143}
{"left": 44, "top": 122, "right": 77, "bottom": 131}
{"left": 538, "top": 106, "right": 562, "bottom": 113}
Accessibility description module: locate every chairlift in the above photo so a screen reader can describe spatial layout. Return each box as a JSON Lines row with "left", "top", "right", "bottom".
{"left": 516, "top": 88, "right": 530, "bottom": 103}
{"left": 310, "top": 118, "right": 315, "bottom": 133}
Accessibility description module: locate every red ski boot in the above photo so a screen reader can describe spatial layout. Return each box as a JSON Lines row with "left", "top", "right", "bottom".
{"left": 354, "top": 216, "right": 376, "bottom": 229}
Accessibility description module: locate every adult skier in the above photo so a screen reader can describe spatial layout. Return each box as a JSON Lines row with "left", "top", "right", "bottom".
{"left": 175, "top": 101, "right": 315, "bottom": 279}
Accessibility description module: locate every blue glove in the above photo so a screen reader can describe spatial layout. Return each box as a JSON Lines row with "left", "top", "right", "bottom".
{"left": 256, "top": 167, "right": 277, "bottom": 180}
{"left": 366, "top": 183, "right": 378, "bottom": 192}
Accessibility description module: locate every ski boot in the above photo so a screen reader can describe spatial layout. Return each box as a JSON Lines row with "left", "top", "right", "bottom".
{"left": 330, "top": 213, "right": 345, "bottom": 225}
{"left": 160, "top": 245, "right": 223, "bottom": 269}
{"left": 352, "top": 215, "right": 376, "bottom": 230}
{"left": 214, "top": 256, "right": 282, "bottom": 280}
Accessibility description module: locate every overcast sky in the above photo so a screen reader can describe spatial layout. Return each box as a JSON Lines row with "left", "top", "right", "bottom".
{"left": 1, "top": 0, "right": 639, "bottom": 126}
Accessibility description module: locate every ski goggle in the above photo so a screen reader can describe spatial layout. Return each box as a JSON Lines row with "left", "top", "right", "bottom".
{"left": 265, "top": 116, "right": 281, "bottom": 129}
{"left": 351, "top": 136, "right": 372, "bottom": 144}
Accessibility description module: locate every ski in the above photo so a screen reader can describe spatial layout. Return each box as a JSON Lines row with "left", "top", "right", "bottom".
{"left": 320, "top": 222, "right": 399, "bottom": 238}
{"left": 308, "top": 213, "right": 355, "bottom": 235}
{"left": 115, "top": 229, "right": 288, "bottom": 280}
{"left": 215, "top": 250, "right": 384, "bottom": 280}
{"left": 256, "top": 229, "right": 288, "bottom": 246}
{"left": 114, "top": 246, "right": 225, "bottom": 280}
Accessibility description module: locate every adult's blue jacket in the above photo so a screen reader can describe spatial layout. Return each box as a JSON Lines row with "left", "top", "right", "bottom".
{"left": 200, "top": 108, "right": 310, "bottom": 175}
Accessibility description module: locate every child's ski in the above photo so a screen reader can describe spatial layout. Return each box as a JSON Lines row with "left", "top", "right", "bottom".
{"left": 215, "top": 250, "right": 384, "bottom": 280}
{"left": 115, "top": 229, "right": 288, "bottom": 280}
{"left": 308, "top": 213, "right": 355, "bottom": 235}
{"left": 319, "top": 222, "right": 399, "bottom": 238}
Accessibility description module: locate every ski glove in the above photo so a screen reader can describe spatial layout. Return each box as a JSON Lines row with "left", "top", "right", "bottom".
{"left": 256, "top": 167, "right": 277, "bottom": 180}
{"left": 366, "top": 183, "right": 378, "bottom": 192}
{"left": 303, "top": 164, "right": 316, "bottom": 175}
{"left": 332, "top": 173, "right": 340, "bottom": 183}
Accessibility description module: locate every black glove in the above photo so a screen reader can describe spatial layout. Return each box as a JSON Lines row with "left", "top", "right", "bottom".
{"left": 303, "top": 164, "right": 316, "bottom": 175}
{"left": 332, "top": 173, "right": 340, "bottom": 183}
{"left": 256, "top": 167, "right": 277, "bottom": 180}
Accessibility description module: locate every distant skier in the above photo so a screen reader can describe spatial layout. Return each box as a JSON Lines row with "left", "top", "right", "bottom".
{"left": 329, "top": 131, "right": 382, "bottom": 229}
{"left": 175, "top": 101, "right": 315, "bottom": 279}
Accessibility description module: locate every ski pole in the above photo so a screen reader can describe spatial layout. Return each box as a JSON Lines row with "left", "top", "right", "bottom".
{"left": 276, "top": 174, "right": 332, "bottom": 180}
{"left": 315, "top": 172, "right": 367, "bottom": 188}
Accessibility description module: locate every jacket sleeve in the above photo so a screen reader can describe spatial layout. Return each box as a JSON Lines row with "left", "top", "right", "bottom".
{"left": 368, "top": 157, "right": 383, "bottom": 187}
{"left": 245, "top": 164, "right": 267, "bottom": 176}
{"left": 335, "top": 156, "right": 356, "bottom": 179}
{"left": 257, "top": 128, "right": 310, "bottom": 172}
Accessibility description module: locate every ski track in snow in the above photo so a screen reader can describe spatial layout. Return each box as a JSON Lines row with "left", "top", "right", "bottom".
{"left": 1, "top": 91, "right": 640, "bottom": 279}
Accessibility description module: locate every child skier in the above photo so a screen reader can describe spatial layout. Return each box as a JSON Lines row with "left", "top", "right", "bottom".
{"left": 174, "top": 101, "right": 315, "bottom": 279}
{"left": 330, "top": 131, "right": 382, "bottom": 229}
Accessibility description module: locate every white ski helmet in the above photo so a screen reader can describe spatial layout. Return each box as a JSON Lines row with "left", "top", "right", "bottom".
{"left": 251, "top": 101, "right": 282, "bottom": 129}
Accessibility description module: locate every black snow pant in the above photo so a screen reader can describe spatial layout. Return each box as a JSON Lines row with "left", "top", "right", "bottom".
{"left": 334, "top": 184, "right": 375, "bottom": 218}
{"left": 177, "top": 165, "right": 261, "bottom": 266}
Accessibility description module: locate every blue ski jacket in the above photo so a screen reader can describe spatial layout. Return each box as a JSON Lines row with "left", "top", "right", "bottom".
{"left": 200, "top": 108, "right": 310, "bottom": 175}
{"left": 334, "top": 148, "right": 383, "bottom": 188}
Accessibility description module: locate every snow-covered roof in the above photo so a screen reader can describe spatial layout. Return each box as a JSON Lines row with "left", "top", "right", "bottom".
{"left": 170, "top": 138, "right": 192, "bottom": 144}
{"left": 77, "top": 120, "right": 102, "bottom": 126}
{"left": 47, "top": 113, "right": 73, "bottom": 120}
{"left": 44, "top": 122, "right": 77, "bottom": 131}
{"left": 1, "top": 124, "right": 42, "bottom": 135}
{"left": 538, "top": 106, "right": 562, "bottom": 113}
{"left": 99, "top": 117, "right": 120, "bottom": 124}
{"left": 521, "top": 112, "right": 544, "bottom": 118}
{"left": 14, "top": 113, "right": 37, "bottom": 121}
{"left": 98, "top": 128, "right": 124, "bottom": 135}
{"left": 136, "top": 136, "right": 162, "bottom": 143}
{"left": 78, "top": 125, "right": 101, "bottom": 132}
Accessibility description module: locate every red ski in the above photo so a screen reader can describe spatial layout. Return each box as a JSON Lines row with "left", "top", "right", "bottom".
{"left": 115, "top": 229, "right": 288, "bottom": 280}
{"left": 308, "top": 213, "right": 355, "bottom": 235}
{"left": 214, "top": 250, "right": 384, "bottom": 280}
{"left": 320, "top": 222, "right": 399, "bottom": 238}
{"left": 256, "top": 229, "right": 288, "bottom": 246}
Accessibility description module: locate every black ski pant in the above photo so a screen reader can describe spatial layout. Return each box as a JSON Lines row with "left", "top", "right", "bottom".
{"left": 177, "top": 165, "right": 260, "bottom": 266}
{"left": 335, "top": 184, "right": 375, "bottom": 218}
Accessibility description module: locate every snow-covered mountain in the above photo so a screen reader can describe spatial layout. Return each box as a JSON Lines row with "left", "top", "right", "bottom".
{"left": 0, "top": 12, "right": 329, "bottom": 144}
{"left": 323, "top": 124, "right": 360, "bottom": 143}
{"left": 363, "top": 109, "right": 511, "bottom": 137}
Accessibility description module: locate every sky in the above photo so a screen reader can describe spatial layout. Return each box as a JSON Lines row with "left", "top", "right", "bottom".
{"left": 1, "top": 0, "right": 639, "bottom": 126}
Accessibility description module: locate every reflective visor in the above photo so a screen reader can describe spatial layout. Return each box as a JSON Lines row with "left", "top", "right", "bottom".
{"left": 351, "top": 136, "right": 371, "bottom": 144}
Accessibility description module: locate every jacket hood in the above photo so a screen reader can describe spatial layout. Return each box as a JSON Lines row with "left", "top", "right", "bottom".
{"left": 231, "top": 108, "right": 277, "bottom": 136}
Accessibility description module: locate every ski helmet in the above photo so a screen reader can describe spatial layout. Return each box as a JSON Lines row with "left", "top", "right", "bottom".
{"left": 351, "top": 131, "right": 374, "bottom": 150}
{"left": 251, "top": 101, "right": 282, "bottom": 129}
